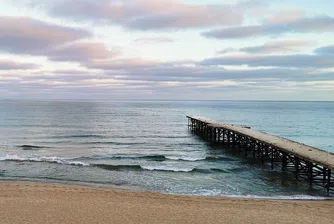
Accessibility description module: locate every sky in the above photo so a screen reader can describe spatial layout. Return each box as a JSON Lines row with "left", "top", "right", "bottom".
{"left": 0, "top": 0, "right": 333, "bottom": 101}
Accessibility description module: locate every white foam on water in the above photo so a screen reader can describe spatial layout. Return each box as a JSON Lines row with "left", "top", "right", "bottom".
{"left": 192, "top": 188, "right": 222, "bottom": 196}
{"left": 141, "top": 165, "right": 194, "bottom": 172}
{"left": 165, "top": 156, "right": 205, "bottom": 161}
{"left": 0, "top": 154, "right": 90, "bottom": 166}
{"left": 192, "top": 189, "right": 330, "bottom": 200}
{"left": 226, "top": 194, "right": 330, "bottom": 200}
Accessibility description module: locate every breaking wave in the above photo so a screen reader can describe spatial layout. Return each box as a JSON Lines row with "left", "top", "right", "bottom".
{"left": 0, "top": 155, "right": 230, "bottom": 173}
{"left": 0, "top": 155, "right": 89, "bottom": 166}
{"left": 18, "top": 145, "right": 47, "bottom": 150}
{"left": 85, "top": 154, "right": 234, "bottom": 162}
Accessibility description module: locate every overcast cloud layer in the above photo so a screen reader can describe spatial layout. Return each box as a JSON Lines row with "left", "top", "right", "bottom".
{"left": 42, "top": 0, "right": 245, "bottom": 30}
{"left": 0, "top": 0, "right": 334, "bottom": 100}
{"left": 202, "top": 16, "right": 334, "bottom": 39}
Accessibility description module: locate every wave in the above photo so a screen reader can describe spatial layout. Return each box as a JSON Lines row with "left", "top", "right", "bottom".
{"left": 82, "top": 155, "right": 167, "bottom": 162}
{"left": 225, "top": 194, "right": 330, "bottom": 200}
{"left": 141, "top": 165, "right": 194, "bottom": 172}
{"left": 205, "top": 156, "right": 236, "bottom": 162}
{"left": 81, "top": 141, "right": 146, "bottom": 145}
{"left": 163, "top": 136, "right": 190, "bottom": 139}
{"left": 0, "top": 154, "right": 236, "bottom": 174}
{"left": 165, "top": 156, "right": 205, "bottom": 161}
{"left": 188, "top": 189, "right": 330, "bottom": 200}
{"left": 19, "top": 145, "right": 46, "bottom": 150}
{"left": 132, "top": 135, "right": 190, "bottom": 139}
{"left": 87, "top": 155, "right": 204, "bottom": 162}
{"left": 50, "top": 134, "right": 106, "bottom": 139}
{"left": 85, "top": 154, "right": 232, "bottom": 162}
{"left": 93, "top": 164, "right": 142, "bottom": 171}
{"left": 140, "top": 166, "right": 229, "bottom": 173}
{"left": 91, "top": 164, "right": 195, "bottom": 172}
{"left": 0, "top": 155, "right": 89, "bottom": 166}
{"left": 94, "top": 164, "right": 228, "bottom": 173}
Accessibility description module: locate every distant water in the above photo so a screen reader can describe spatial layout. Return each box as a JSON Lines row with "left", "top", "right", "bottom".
{"left": 0, "top": 100, "right": 333, "bottom": 198}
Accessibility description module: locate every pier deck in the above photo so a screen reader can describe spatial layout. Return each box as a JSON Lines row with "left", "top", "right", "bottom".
{"left": 187, "top": 116, "right": 334, "bottom": 194}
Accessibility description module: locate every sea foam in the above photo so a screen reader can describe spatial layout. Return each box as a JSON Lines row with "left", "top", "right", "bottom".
{"left": 0, "top": 154, "right": 90, "bottom": 166}
{"left": 141, "top": 165, "right": 194, "bottom": 172}
{"left": 165, "top": 156, "right": 206, "bottom": 161}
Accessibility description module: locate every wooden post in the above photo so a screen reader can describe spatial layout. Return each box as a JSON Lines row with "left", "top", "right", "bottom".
{"left": 227, "top": 131, "right": 230, "bottom": 146}
{"left": 327, "top": 169, "right": 331, "bottom": 194}
{"left": 252, "top": 141, "right": 256, "bottom": 158}
{"left": 222, "top": 129, "right": 225, "bottom": 143}
{"left": 295, "top": 157, "right": 300, "bottom": 179}
{"left": 261, "top": 144, "right": 264, "bottom": 166}
{"left": 206, "top": 126, "right": 209, "bottom": 140}
{"left": 213, "top": 128, "right": 217, "bottom": 142}
{"left": 232, "top": 132, "right": 235, "bottom": 147}
{"left": 308, "top": 162, "right": 313, "bottom": 187}
{"left": 238, "top": 136, "right": 242, "bottom": 153}
{"left": 265, "top": 145, "right": 269, "bottom": 157}
{"left": 211, "top": 127, "right": 214, "bottom": 142}
{"left": 282, "top": 152, "right": 288, "bottom": 171}
{"left": 245, "top": 138, "right": 249, "bottom": 157}
{"left": 323, "top": 167, "right": 327, "bottom": 186}
{"left": 271, "top": 148, "right": 274, "bottom": 170}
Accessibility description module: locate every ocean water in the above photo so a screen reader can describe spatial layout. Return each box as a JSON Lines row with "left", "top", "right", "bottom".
{"left": 0, "top": 100, "right": 333, "bottom": 198}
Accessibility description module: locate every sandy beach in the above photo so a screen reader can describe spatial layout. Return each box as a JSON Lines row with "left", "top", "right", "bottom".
{"left": 0, "top": 181, "right": 333, "bottom": 224}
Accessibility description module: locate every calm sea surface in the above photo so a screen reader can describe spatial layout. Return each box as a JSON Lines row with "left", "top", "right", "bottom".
{"left": 0, "top": 100, "right": 333, "bottom": 198}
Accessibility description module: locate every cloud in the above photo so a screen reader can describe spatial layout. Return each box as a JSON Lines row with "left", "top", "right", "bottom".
{"left": 3, "top": 56, "right": 333, "bottom": 100}
{"left": 34, "top": 69, "right": 94, "bottom": 75}
{"left": 0, "top": 59, "right": 39, "bottom": 70}
{"left": 202, "top": 16, "right": 334, "bottom": 39}
{"left": 239, "top": 40, "right": 314, "bottom": 53}
{"left": 134, "top": 37, "right": 174, "bottom": 43}
{"left": 45, "top": 41, "right": 120, "bottom": 62}
{"left": 80, "top": 57, "right": 334, "bottom": 83}
{"left": 314, "top": 45, "right": 334, "bottom": 55}
{"left": 200, "top": 54, "right": 334, "bottom": 68}
{"left": 263, "top": 8, "right": 305, "bottom": 24}
{"left": 0, "top": 16, "right": 118, "bottom": 63}
{"left": 216, "top": 48, "right": 237, "bottom": 54}
{"left": 37, "top": 0, "right": 244, "bottom": 30}
{"left": 85, "top": 58, "right": 160, "bottom": 70}
{"left": 29, "top": 69, "right": 98, "bottom": 82}
{"left": 0, "top": 15, "right": 91, "bottom": 54}
{"left": 217, "top": 40, "right": 314, "bottom": 54}
{"left": 3, "top": 67, "right": 333, "bottom": 101}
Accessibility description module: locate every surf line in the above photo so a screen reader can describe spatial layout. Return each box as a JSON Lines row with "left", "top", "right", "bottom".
{"left": 187, "top": 116, "right": 334, "bottom": 195}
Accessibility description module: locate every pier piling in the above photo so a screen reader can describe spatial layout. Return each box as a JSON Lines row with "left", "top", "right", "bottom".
{"left": 187, "top": 116, "right": 334, "bottom": 195}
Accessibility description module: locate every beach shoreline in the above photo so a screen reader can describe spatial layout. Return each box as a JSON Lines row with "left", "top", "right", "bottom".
{"left": 1, "top": 181, "right": 333, "bottom": 224}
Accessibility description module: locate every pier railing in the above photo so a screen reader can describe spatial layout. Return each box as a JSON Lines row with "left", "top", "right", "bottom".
{"left": 187, "top": 116, "right": 334, "bottom": 194}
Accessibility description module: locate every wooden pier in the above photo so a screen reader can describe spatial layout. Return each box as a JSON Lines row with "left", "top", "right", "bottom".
{"left": 187, "top": 116, "right": 334, "bottom": 194}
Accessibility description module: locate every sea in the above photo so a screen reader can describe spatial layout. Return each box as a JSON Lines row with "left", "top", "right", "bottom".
{"left": 0, "top": 100, "right": 333, "bottom": 199}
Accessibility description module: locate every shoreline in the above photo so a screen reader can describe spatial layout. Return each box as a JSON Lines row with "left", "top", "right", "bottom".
{"left": 1, "top": 181, "right": 334, "bottom": 224}
{"left": 1, "top": 178, "right": 331, "bottom": 200}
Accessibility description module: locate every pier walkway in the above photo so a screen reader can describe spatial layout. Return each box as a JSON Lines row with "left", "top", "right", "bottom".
{"left": 187, "top": 116, "right": 334, "bottom": 194}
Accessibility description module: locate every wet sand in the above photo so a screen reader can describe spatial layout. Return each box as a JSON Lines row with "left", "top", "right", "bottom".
{"left": 0, "top": 181, "right": 333, "bottom": 224}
